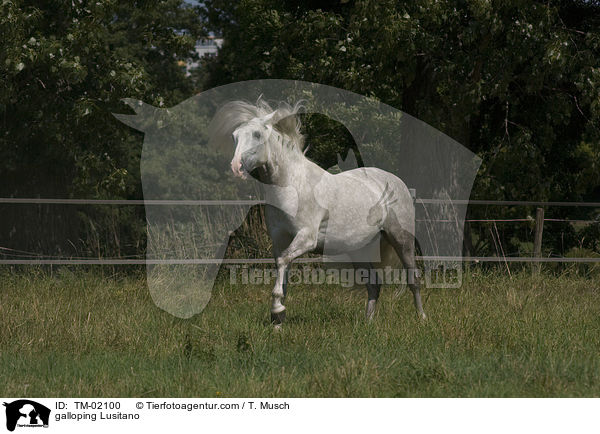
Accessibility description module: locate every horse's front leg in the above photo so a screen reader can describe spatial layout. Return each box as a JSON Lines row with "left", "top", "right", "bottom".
{"left": 271, "top": 228, "right": 318, "bottom": 327}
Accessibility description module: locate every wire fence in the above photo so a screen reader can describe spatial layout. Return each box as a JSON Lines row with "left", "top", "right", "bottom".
{"left": 2, "top": 197, "right": 600, "bottom": 207}
{"left": 1, "top": 197, "right": 598, "bottom": 265}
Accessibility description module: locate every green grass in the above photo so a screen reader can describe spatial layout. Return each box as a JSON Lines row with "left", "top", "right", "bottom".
{"left": 1, "top": 267, "right": 599, "bottom": 397}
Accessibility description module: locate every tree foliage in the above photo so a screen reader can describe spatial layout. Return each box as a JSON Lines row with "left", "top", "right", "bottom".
{"left": 201, "top": 0, "right": 600, "bottom": 255}
{"left": 0, "top": 0, "right": 204, "bottom": 255}
{"left": 2, "top": 0, "right": 599, "bottom": 258}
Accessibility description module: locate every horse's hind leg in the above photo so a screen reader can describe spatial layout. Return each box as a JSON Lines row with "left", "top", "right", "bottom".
{"left": 366, "top": 282, "right": 381, "bottom": 320}
{"left": 358, "top": 263, "right": 381, "bottom": 320}
{"left": 383, "top": 230, "right": 426, "bottom": 320}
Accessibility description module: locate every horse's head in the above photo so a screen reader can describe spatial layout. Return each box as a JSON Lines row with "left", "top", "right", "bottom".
{"left": 230, "top": 111, "right": 280, "bottom": 179}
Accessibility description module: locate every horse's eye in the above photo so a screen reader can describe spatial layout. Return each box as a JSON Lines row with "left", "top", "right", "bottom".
{"left": 252, "top": 131, "right": 261, "bottom": 139}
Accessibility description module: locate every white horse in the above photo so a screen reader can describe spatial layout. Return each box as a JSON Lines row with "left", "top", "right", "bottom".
{"left": 210, "top": 99, "right": 426, "bottom": 326}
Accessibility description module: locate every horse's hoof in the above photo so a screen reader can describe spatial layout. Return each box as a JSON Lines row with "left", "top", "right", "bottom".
{"left": 271, "top": 310, "right": 286, "bottom": 325}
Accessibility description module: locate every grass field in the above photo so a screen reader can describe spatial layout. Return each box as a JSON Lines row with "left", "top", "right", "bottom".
{"left": 1, "top": 266, "right": 599, "bottom": 397}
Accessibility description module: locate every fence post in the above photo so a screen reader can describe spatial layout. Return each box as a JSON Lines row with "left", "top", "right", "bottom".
{"left": 533, "top": 207, "right": 544, "bottom": 274}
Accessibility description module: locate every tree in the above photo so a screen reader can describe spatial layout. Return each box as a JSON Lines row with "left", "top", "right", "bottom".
{"left": 0, "top": 0, "right": 204, "bottom": 256}
{"left": 201, "top": 0, "right": 600, "bottom": 256}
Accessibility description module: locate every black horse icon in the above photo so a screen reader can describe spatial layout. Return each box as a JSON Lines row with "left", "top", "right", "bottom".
{"left": 3, "top": 400, "right": 50, "bottom": 431}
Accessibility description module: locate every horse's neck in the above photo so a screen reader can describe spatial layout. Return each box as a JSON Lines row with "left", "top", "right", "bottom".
{"left": 262, "top": 138, "right": 307, "bottom": 184}
{"left": 259, "top": 155, "right": 297, "bottom": 189}
{"left": 260, "top": 139, "right": 325, "bottom": 203}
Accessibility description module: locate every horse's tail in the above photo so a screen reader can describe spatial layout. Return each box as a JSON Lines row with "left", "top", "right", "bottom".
{"left": 378, "top": 237, "right": 402, "bottom": 271}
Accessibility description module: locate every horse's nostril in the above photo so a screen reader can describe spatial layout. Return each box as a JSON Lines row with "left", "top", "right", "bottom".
{"left": 230, "top": 157, "right": 245, "bottom": 178}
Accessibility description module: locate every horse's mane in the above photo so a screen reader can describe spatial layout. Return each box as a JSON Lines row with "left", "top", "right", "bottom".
{"left": 209, "top": 98, "right": 305, "bottom": 153}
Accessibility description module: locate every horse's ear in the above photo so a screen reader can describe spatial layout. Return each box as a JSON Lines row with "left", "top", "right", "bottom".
{"left": 112, "top": 98, "right": 159, "bottom": 132}
{"left": 262, "top": 110, "right": 283, "bottom": 125}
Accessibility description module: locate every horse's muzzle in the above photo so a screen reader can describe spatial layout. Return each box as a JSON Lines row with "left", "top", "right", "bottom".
{"left": 230, "top": 155, "right": 248, "bottom": 179}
